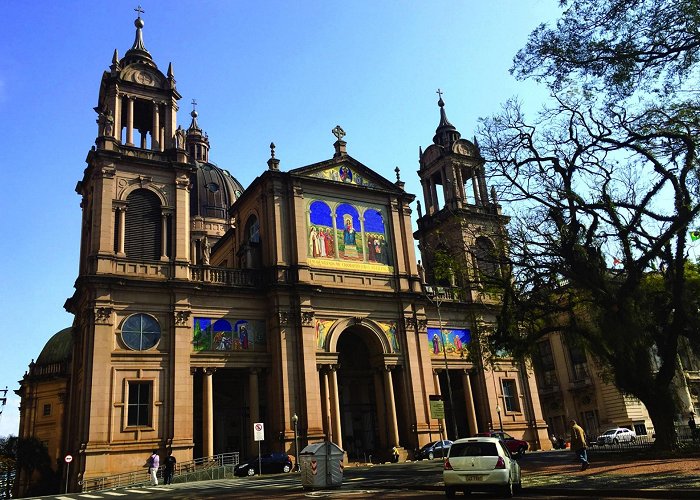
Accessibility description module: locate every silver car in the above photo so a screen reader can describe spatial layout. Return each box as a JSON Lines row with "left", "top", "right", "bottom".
{"left": 596, "top": 427, "right": 636, "bottom": 445}
{"left": 443, "top": 436, "right": 522, "bottom": 498}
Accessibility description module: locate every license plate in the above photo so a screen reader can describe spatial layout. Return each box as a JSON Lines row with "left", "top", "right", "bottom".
{"left": 463, "top": 475, "right": 484, "bottom": 481}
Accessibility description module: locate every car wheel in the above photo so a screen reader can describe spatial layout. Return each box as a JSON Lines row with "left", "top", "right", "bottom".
{"left": 445, "top": 486, "right": 456, "bottom": 498}
{"left": 246, "top": 467, "right": 255, "bottom": 476}
{"left": 283, "top": 464, "right": 292, "bottom": 473}
{"left": 630, "top": 436, "right": 636, "bottom": 442}
{"left": 428, "top": 451, "right": 434, "bottom": 460}
{"left": 613, "top": 438, "right": 619, "bottom": 445}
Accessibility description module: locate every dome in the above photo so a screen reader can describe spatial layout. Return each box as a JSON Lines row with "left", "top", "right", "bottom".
{"left": 36, "top": 327, "right": 73, "bottom": 366}
{"left": 190, "top": 161, "right": 244, "bottom": 219}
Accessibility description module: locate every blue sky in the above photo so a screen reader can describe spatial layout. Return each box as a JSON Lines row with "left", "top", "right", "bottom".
{"left": 0, "top": 0, "right": 561, "bottom": 436}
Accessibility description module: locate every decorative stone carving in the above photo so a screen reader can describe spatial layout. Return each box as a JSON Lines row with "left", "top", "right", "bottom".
{"left": 301, "top": 311, "right": 314, "bottom": 325}
{"left": 176, "top": 175, "right": 190, "bottom": 190}
{"left": 174, "top": 310, "right": 190, "bottom": 327}
{"left": 417, "top": 319, "right": 428, "bottom": 332}
{"left": 403, "top": 317, "right": 417, "bottom": 330}
{"left": 94, "top": 307, "right": 113, "bottom": 324}
{"left": 278, "top": 311, "right": 290, "bottom": 326}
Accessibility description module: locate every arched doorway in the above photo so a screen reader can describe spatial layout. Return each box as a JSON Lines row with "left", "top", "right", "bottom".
{"left": 336, "top": 326, "right": 387, "bottom": 461}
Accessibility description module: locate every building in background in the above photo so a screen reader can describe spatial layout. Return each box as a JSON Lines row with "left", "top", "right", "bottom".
{"left": 15, "top": 12, "right": 549, "bottom": 496}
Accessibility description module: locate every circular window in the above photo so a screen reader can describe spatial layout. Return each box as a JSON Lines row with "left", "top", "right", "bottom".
{"left": 207, "top": 182, "right": 220, "bottom": 193}
{"left": 121, "top": 314, "right": 161, "bottom": 350}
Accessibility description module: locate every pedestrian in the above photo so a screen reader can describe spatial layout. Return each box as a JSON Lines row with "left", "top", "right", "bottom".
{"left": 147, "top": 449, "right": 160, "bottom": 485}
{"left": 391, "top": 445, "right": 399, "bottom": 463}
{"left": 569, "top": 419, "right": 588, "bottom": 471}
{"left": 164, "top": 451, "right": 176, "bottom": 485}
{"left": 689, "top": 412, "right": 698, "bottom": 442}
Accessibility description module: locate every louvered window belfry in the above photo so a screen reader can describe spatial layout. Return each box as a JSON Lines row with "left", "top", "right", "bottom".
{"left": 125, "top": 189, "right": 162, "bottom": 260}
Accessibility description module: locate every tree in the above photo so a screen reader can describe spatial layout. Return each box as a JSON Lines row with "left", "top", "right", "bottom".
{"left": 479, "top": 0, "right": 700, "bottom": 449}
{"left": 513, "top": 0, "right": 700, "bottom": 99}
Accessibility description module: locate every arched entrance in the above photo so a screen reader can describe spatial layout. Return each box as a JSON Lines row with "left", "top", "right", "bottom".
{"left": 334, "top": 325, "right": 399, "bottom": 461}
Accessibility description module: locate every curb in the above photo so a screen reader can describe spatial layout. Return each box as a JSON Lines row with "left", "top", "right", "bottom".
{"left": 524, "top": 487, "right": 700, "bottom": 498}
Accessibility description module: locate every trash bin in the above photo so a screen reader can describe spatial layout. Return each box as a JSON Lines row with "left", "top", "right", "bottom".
{"left": 299, "top": 441, "right": 345, "bottom": 489}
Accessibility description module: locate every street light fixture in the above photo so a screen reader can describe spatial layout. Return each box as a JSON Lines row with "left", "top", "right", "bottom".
{"left": 291, "top": 413, "right": 300, "bottom": 472}
{"left": 425, "top": 285, "right": 459, "bottom": 440}
{"left": 496, "top": 405, "right": 503, "bottom": 433}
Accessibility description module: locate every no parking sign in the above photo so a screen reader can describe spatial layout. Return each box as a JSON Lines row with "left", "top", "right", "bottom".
{"left": 254, "top": 422, "right": 265, "bottom": 441}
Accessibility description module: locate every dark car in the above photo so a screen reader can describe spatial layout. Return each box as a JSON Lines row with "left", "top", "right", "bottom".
{"left": 475, "top": 431, "right": 529, "bottom": 456}
{"left": 415, "top": 439, "right": 453, "bottom": 460}
{"left": 234, "top": 452, "right": 293, "bottom": 476}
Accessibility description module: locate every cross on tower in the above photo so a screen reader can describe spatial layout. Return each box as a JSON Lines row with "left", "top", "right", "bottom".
{"left": 134, "top": 5, "right": 144, "bottom": 18}
{"left": 436, "top": 88, "right": 443, "bottom": 100}
{"left": 332, "top": 125, "right": 346, "bottom": 141}
{"left": 191, "top": 99, "right": 198, "bottom": 111}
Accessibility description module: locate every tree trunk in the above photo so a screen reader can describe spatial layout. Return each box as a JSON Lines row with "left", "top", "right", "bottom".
{"left": 641, "top": 387, "right": 679, "bottom": 450}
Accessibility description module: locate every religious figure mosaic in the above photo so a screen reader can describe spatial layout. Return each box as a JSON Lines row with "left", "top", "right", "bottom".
{"left": 315, "top": 319, "right": 336, "bottom": 349}
{"left": 309, "top": 164, "right": 377, "bottom": 188}
{"left": 426, "top": 327, "right": 470, "bottom": 357}
{"left": 307, "top": 199, "right": 392, "bottom": 272}
{"left": 378, "top": 321, "right": 400, "bottom": 352}
{"left": 193, "top": 318, "right": 266, "bottom": 351}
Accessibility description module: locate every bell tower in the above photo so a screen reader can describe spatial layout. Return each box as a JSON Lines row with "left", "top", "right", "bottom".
{"left": 414, "top": 91, "right": 507, "bottom": 295}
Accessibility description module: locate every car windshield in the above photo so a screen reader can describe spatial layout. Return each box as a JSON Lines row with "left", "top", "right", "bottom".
{"left": 602, "top": 430, "right": 616, "bottom": 436}
{"left": 501, "top": 432, "right": 514, "bottom": 439}
{"left": 450, "top": 442, "right": 498, "bottom": 457}
{"left": 420, "top": 441, "right": 437, "bottom": 451}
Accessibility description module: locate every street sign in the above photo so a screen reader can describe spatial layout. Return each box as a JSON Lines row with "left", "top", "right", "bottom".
{"left": 429, "top": 395, "right": 445, "bottom": 419}
{"left": 64, "top": 455, "right": 73, "bottom": 463}
{"left": 253, "top": 422, "right": 265, "bottom": 441}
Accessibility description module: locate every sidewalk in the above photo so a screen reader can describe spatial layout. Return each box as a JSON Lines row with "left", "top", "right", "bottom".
{"left": 520, "top": 450, "right": 700, "bottom": 498}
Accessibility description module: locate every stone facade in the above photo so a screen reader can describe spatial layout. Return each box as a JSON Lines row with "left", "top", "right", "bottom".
{"left": 15, "top": 13, "right": 550, "bottom": 496}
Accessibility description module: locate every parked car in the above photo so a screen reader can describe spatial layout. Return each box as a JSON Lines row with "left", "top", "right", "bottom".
{"left": 475, "top": 431, "right": 529, "bottom": 456}
{"left": 444, "top": 437, "right": 522, "bottom": 498}
{"left": 234, "top": 452, "right": 293, "bottom": 476}
{"left": 415, "top": 440, "right": 453, "bottom": 460}
{"left": 596, "top": 427, "right": 636, "bottom": 445}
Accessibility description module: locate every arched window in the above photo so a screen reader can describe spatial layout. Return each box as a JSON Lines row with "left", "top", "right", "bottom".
{"left": 125, "top": 189, "right": 162, "bottom": 260}
{"left": 474, "top": 237, "right": 499, "bottom": 281}
{"left": 238, "top": 214, "right": 261, "bottom": 269}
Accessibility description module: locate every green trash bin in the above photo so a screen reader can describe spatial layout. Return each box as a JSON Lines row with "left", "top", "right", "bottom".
{"left": 299, "top": 442, "right": 345, "bottom": 490}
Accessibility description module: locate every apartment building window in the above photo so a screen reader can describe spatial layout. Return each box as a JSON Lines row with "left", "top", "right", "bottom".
{"left": 502, "top": 379, "right": 520, "bottom": 412}
{"left": 535, "top": 340, "right": 558, "bottom": 388}
{"left": 127, "top": 381, "right": 152, "bottom": 427}
{"left": 43, "top": 403, "right": 51, "bottom": 417}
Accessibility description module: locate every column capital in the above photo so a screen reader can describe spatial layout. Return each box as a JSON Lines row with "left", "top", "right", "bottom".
{"left": 174, "top": 310, "right": 190, "bottom": 327}
{"left": 204, "top": 367, "right": 217, "bottom": 375}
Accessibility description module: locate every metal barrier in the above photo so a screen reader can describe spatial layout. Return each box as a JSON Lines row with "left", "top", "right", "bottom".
{"left": 80, "top": 452, "right": 239, "bottom": 492}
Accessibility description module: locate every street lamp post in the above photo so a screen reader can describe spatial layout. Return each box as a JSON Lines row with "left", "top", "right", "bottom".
{"left": 292, "top": 413, "right": 300, "bottom": 472}
{"left": 496, "top": 405, "right": 503, "bottom": 433}
{"left": 426, "top": 286, "right": 459, "bottom": 440}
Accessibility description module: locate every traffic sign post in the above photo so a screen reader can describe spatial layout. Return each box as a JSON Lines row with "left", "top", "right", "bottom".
{"left": 64, "top": 455, "right": 73, "bottom": 493}
{"left": 253, "top": 423, "right": 264, "bottom": 475}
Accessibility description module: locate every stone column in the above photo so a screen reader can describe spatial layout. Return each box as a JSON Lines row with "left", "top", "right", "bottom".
{"left": 126, "top": 97, "right": 134, "bottom": 146}
{"left": 160, "top": 212, "right": 169, "bottom": 259}
{"left": 320, "top": 367, "right": 331, "bottom": 438}
{"left": 329, "top": 365, "right": 342, "bottom": 449}
{"left": 472, "top": 175, "right": 480, "bottom": 206}
{"left": 373, "top": 370, "right": 387, "bottom": 448}
{"left": 462, "top": 370, "right": 479, "bottom": 435}
{"left": 249, "top": 369, "right": 260, "bottom": 455}
{"left": 203, "top": 368, "right": 214, "bottom": 457}
{"left": 115, "top": 206, "right": 126, "bottom": 256}
{"left": 152, "top": 102, "right": 160, "bottom": 151}
{"left": 383, "top": 366, "right": 400, "bottom": 446}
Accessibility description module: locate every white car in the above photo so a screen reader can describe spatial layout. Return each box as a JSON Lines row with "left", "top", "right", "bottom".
{"left": 443, "top": 436, "right": 522, "bottom": 498}
{"left": 596, "top": 427, "right": 636, "bottom": 445}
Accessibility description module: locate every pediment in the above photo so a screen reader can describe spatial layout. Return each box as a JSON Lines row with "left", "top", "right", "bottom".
{"left": 119, "top": 64, "right": 166, "bottom": 89}
{"left": 291, "top": 156, "right": 402, "bottom": 192}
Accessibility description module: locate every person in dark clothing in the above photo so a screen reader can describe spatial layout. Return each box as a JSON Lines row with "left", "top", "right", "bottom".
{"left": 163, "top": 452, "right": 176, "bottom": 485}
{"left": 689, "top": 412, "right": 698, "bottom": 442}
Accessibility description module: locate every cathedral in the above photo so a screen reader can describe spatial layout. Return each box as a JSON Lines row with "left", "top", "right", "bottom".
{"left": 15, "top": 12, "right": 549, "bottom": 496}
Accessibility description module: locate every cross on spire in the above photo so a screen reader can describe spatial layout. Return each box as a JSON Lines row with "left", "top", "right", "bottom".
{"left": 436, "top": 88, "right": 443, "bottom": 100}
{"left": 191, "top": 99, "right": 198, "bottom": 111}
{"left": 134, "top": 5, "right": 144, "bottom": 18}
